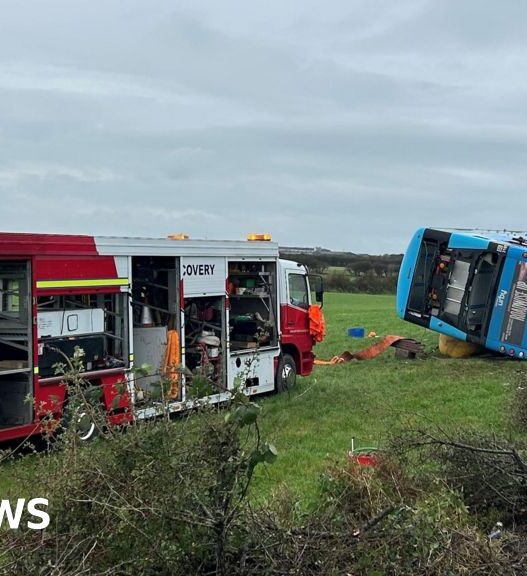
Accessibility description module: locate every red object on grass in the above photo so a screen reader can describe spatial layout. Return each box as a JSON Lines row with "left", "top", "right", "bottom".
{"left": 348, "top": 450, "right": 381, "bottom": 468}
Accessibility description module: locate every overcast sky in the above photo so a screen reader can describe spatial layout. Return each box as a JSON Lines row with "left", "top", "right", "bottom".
{"left": 1, "top": 1, "right": 526, "bottom": 253}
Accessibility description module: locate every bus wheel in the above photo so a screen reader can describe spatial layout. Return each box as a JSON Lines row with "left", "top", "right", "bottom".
{"left": 276, "top": 354, "right": 297, "bottom": 393}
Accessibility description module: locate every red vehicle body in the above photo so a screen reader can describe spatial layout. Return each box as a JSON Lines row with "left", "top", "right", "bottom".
{"left": 0, "top": 233, "right": 324, "bottom": 442}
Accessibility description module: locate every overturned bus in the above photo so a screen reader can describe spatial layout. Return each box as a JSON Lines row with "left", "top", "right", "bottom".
{"left": 397, "top": 228, "right": 527, "bottom": 359}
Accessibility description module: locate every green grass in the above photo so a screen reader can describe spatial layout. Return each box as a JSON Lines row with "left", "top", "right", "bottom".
{"left": 0, "top": 452, "right": 38, "bottom": 500}
{"left": 253, "top": 293, "right": 521, "bottom": 503}
{"left": 0, "top": 293, "right": 523, "bottom": 505}
{"left": 326, "top": 266, "right": 348, "bottom": 273}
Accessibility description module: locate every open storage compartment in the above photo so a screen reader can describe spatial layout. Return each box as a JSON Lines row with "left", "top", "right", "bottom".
{"left": 37, "top": 291, "right": 129, "bottom": 379}
{"left": 131, "top": 256, "right": 180, "bottom": 401}
{"left": 131, "top": 256, "right": 228, "bottom": 404}
{"left": 228, "top": 260, "right": 278, "bottom": 351}
{"left": 0, "top": 260, "right": 32, "bottom": 427}
{"left": 183, "top": 295, "right": 226, "bottom": 398}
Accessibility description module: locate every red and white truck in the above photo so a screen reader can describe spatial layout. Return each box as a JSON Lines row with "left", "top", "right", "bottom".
{"left": 0, "top": 232, "right": 324, "bottom": 442}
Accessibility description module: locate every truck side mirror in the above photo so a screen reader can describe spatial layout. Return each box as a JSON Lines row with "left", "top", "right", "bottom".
{"left": 309, "top": 274, "right": 324, "bottom": 307}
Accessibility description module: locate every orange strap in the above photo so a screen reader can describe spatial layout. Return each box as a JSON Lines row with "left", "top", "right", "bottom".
{"left": 162, "top": 330, "right": 180, "bottom": 398}
{"left": 314, "top": 335, "right": 407, "bottom": 365}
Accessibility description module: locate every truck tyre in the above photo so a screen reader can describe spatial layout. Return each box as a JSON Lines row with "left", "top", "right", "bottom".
{"left": 276, "top": 354, "right": 297, "bottom": 393}
{"left": 73, "top": 410, "right": 99, "bottom": 442}
{"left": 61, "top": 390, "right": 103, "bottom": 442}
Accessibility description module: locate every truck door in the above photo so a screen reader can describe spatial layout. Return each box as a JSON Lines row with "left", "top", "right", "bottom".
{"left": 285, "top": 271, "right": 310, "bottom": 324}
{"left": 281, "top": 269, "right": 313, "bottom": 375}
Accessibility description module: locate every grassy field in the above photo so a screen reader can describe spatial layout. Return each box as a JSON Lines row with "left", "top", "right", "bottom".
{"left": 253, "top": 293, "right": 522, "bottom": 504}
{"left": 0, "top": 293, "right": 523, "bottom": 506}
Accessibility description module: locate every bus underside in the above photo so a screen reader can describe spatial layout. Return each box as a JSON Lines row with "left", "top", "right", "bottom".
{"left": 405, "top": 230, "right": 505, "bottom": 343}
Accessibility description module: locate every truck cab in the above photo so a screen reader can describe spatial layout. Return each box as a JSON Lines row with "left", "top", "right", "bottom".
{"left": 278, "top": 259, "right": 318, "bottom": 382}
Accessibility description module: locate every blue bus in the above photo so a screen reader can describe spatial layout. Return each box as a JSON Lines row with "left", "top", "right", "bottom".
{"left": 397, "top": 228, "right": 527, "bottom": 359}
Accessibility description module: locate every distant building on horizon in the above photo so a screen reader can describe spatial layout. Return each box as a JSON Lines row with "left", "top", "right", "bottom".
{"left": 280, "top": 246, "right": 332, "bottom": 254}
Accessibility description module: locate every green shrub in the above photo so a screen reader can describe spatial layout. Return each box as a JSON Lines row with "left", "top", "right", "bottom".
{"left": 512, "top": 368, "right": 527, "bottom": 432}
{"left": 1, "top": 351, "right": 524, "bottom": 575}
{"left": 324, "top": 270, "right": 355, "bottom": 292}
{"left": 324, "top": 270, "right": 397, "bottom": 294}
{"left": 1, "top": 386, "right": 275, "bottom": 576}
{"left": 240, "top": 458, "right": 517, "bottom": 576}
{"left": 354, "top": 271, "right": 397, "bottom": 294}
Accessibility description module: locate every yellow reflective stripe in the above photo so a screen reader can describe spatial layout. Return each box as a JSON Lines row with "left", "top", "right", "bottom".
{"left": 33, "top": 367, "right": 39, "bottom": 375}
{"left": 36, "top": 278, "right": 129, "bottom": 289}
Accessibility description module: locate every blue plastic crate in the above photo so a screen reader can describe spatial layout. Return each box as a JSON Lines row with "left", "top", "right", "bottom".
{"left": 348, "top": 327, "right": 365, "bottom": 338}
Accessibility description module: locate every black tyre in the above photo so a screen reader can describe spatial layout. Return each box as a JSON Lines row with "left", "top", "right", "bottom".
{"left": 72, "top": 409, "right": 100, "bottom": 442}
{"left": 61, "top": 388, "right": 103, "bottom": 442}
{"left": 276, "top": 354, "right": 297, "bottom": 393}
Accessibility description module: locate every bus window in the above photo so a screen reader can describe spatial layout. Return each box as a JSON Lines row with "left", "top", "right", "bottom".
{"left": 443, "top": 259, "right": 470, "bottom": 318}
{"left": 441, "top": 251, "right": 502, "bottom": 336}
{"left": 466, "top": 253, "right": 500, "bottom": 332}
{"left": 408, "top": 241, "right": 439, "bottom": 313}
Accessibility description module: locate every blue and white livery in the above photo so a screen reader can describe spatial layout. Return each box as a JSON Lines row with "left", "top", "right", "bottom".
{"left": 397, "top": 228, "right": 527, "bottom": 359}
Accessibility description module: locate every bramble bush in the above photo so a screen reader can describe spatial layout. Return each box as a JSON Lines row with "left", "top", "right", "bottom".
{"left": 1, "top": 357, "right": 526, "bottom": 574}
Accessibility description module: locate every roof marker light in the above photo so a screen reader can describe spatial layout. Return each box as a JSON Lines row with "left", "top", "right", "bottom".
{"left": 247, "top": 233, "right": 272, "bottom": 241}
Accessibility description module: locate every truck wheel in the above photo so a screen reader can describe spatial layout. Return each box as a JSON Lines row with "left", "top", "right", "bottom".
{"left": 74, "top": 410, "right": 99, "bottom": 442}
{"left": 61, "top": 390, "right": 103, "bottom": 442}
{"left": 276, "top": 354, "right": 297, "bottom": 393}
{"left": 61, "top": 406, "right": 100, "bottom": 442}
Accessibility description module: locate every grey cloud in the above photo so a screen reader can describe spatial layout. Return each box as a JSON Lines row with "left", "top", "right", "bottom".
{"left": 1, "top": 0, "right": 527, "bottom": 253}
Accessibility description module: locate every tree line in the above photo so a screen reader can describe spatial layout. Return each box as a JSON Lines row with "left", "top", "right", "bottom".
{"left": 280, "top": 250, "right": 403, "bottom": 294}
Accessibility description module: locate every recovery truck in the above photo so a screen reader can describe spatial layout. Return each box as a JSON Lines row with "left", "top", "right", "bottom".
{"left": 0, "top": 232, "right": 324, "bottom": 442}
